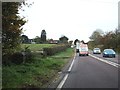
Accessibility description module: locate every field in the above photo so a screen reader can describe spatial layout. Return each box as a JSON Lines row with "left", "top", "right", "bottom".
{"left": 3, "top": 44, "right": 74, "bottom": 88}
{"left": 21, "top": 44, "right": 56, "bottom": 51}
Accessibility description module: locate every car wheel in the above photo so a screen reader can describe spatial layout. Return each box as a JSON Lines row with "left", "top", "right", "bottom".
{"left": 114, "top": 55, "right": 116, "bottom": 58}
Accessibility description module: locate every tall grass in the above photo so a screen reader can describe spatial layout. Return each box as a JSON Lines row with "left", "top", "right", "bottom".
{"left": 2, "top": 48, "right": 74, "bottom": 88}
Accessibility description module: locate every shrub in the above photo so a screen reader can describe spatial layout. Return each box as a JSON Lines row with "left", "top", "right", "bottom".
{"left": 2, "top": 54, "right": 13, "bottom": 66}
{"left": 10, "top": 52, "right": 24, "bottom": 64}
{"left": 43, "top": 44, "right": 70, "bottom": 56}
{"left": 3, "top": 46, "right": 34, "bottom": 65}
{"left": 21, "top": 46, "right": 34, "bottom": 63}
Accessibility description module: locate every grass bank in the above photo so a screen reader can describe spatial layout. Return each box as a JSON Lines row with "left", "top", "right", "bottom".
{"left": 2, "top": 48, "right": 74, "bottom": 88}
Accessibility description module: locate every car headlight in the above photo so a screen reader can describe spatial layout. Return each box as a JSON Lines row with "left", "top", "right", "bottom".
{"left": 113, "top": 52, "right": 116, "bottom": 54}
{"left": 104, "top": 52, "right": 107, "bottom": 54}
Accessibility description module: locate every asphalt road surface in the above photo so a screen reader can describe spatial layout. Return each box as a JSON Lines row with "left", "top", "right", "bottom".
{"left": 89, "top": 51, "right": 119, "bottom": 64}
{"left": 62, "top": 53, "right": 118, "bottom": 88}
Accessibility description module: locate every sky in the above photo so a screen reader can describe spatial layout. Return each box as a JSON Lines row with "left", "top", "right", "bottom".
{"left": 20, "top": 0, "right": 119, "bottom": 42}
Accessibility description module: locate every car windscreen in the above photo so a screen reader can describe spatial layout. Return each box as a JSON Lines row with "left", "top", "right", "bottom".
{"left": 104, "top": 50, "right": 115, "bottom": 54}
{"left": 80, "top": 48, "right": 87, "bottom": 51}
{"left": 94, "top": 48, "right": 100, "bottom": 50}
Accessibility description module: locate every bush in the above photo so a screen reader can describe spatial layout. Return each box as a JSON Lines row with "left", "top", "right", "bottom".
{"left": 3, "top": 46, "right": 34, "bottom": 65}
{"left": 43, "top": 44, "right": 70, "bottom": 56}
{"left": 2, "top": 54, "right": 13, "bottom": 66}
{"left": 11, "top": 47, "right": 34, "bottom": 64}
{"left": 10, "top": 52, "right": 24, "bottom": 64}
{"left": 21, "top": 46, "right": 34, "bottom": 63}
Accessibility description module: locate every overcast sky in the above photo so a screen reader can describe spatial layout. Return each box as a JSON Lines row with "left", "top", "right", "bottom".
{"left": 20, "top": 0, "right": 119, "bottom": 42}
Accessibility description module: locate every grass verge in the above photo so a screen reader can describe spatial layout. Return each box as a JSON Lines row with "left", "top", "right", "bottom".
{"left": 2, "top": 48, "right": 74, "bottom": 88}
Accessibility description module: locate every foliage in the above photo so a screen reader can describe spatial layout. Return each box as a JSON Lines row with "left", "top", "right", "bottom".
{"left": 41, "top": 29, "right": 46, "bottom": 43}
{"left": 89, "top": 29, "right": 103, "bottom": 40}
{"left": 10, "top": 52, "right": 24, "bottom": 65}
{"left": 2, "top": 48, "right": 74, "bottom": 88}
{"left": 59, "top": 35, "right": 69, "bottom": 43}
{"left": 69, "top": 40, "right": 73, "bottom": 45}
{"left": 89, "top": 28, "right": 120, "bottom": 53}
{"left": 21, "top": 35, "right": 30, "bottom": 44}
{"left": 101, "top": 29, "right": 120, "bottom": 52}
{"left": 89, "top": 29, "right": 103, "bottom": 45}
{"left": 21, "top": 46, "right": 34, "bottom": 63}
{"left": 33, "top": 36, "right": 41, "bottom": 44}
{"left": 2, "top": 1, "right": 33, "bottom": 65}
{"left": 2, "top": 2, "right": 26, "bottom": 55}
{"left": 43, "top": 44, "right": 70, "bottom": 56}
{"left": 3, "top": 46, "right": 34, "bottom": 65}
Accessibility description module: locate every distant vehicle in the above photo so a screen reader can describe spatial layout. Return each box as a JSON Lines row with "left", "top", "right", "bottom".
{"left": 103, "top": 49, "right": 116, "bottom": 58}
{"left": 79, "top": 43, "right": 89, "bottom": 56}
{"left": 93, "top": 48, "right": 101, "bottom": 54}
{"left": 76, "top": 42, "right": 80, "bottom": 53}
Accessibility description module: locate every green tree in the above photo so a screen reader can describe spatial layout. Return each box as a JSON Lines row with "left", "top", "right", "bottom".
{"left": 89, "top": 28, "right": 120, "bottom": 52}
{"left": 89, "top": 29, "right": 103, "bottom": 45}
{"left": 69, "top": 40, "right": 73, "bottom": 45}
{"left": 2, "top": 2, "right": 27, "bottom": 55}
{"left": 41, "top": 29, "right": 46, "bottom": 43}
{"left": 21, "top": 35, "right": 30, "bottom": 44}
{"left": 59, "top": 35, "right": 69, "bottom": 43}
{"left": 102, "top": 29, "right": 120, "bottom": 52}
{"left": 34, "top": 36, "right": 41, "bottom": 44}
{"left": 88, "top": 40, "right": 95, "bottom": 50}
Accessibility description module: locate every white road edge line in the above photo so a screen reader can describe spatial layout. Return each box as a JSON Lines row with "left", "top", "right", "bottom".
{"left": 56, "top": 52, "right": 76, "bottom": 89}
{"left": 89, "top": 54, "right": 119, "bottom": 68}
{"left": 68, "top": 54, "right": 75, "bottom": 72}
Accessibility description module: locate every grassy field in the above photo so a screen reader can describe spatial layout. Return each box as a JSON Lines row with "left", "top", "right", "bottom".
{"left": 21, "top": 44, "right": 56, "bottom": 51}
{"left": 2, "top": 47, "right": 74, "bottom": 88}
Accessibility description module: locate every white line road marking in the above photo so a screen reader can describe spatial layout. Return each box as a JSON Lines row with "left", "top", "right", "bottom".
{"left": 56, "top": 74, "right": 69, "bottom": 89}
{"left": 56, "top": 52, "right": 76, "bottom": 89}
{"left": 89, "top": 54, "right": 120, "bottom": 68}
{"left": 68, "top": 55, "right": 75, "bottom": 72}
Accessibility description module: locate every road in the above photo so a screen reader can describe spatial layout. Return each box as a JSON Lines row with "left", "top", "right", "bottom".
{"left": 59, "top": 53, "right": 119, "bottom": 88}
{"left": 89, "top": 51, "right": 119, "bottom": 64}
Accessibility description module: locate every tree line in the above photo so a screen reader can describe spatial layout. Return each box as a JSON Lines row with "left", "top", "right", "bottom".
{"left": 21, "top": 29, "right": 47, "bottom": 44}
{"left": 88, "top": 29, "right": 120, "bottom": 53}
{"left": 21, "top": 30, "right": 69, "bottom": 44}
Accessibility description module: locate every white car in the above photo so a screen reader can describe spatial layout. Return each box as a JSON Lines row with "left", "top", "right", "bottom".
{"left": 93, "top": 48, "right": 101, "bottom": 54}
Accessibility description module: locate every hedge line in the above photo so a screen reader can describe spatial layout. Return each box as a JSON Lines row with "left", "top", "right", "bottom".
{"left": 43, "top": 44, "right": 70, "bottom": 56}
{"left": 2, "top": 46, "right": 34, "bottom": 65}
{"left": 2, "top": 44, "right": 71, "bottom": 65}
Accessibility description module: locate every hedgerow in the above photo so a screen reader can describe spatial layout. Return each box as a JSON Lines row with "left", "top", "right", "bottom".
{"left": 43, "top": 44, "right": 70, "bottom": 56}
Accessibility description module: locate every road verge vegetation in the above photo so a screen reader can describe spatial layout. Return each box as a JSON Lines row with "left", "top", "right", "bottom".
{"left": 2, "top": 44, "right": 74, "bottom": 88}
{"left": 43, "top": 44, "right": 70, "bottom": 56}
